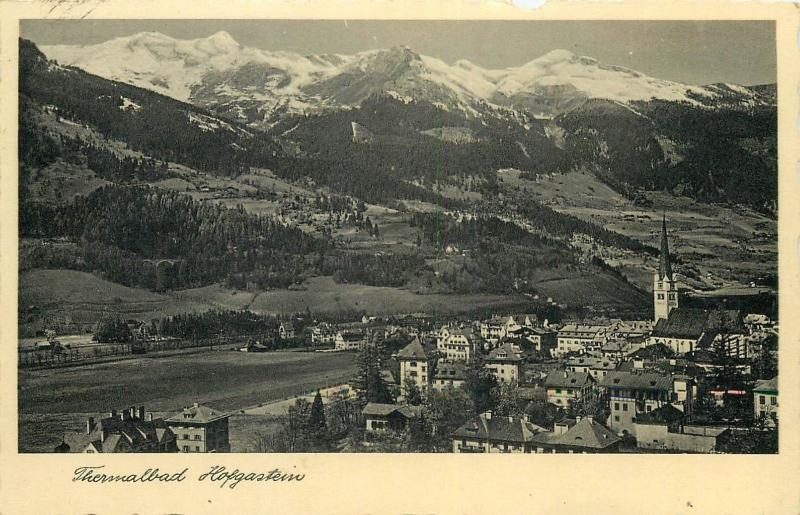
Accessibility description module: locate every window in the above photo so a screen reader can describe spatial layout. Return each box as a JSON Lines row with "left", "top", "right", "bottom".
{"left": 614, "top": 416, "right": 620, "bottom": 422}
{"left": 759, "top": 395, "right": 765, "bottom": 405}
{"left": 770, "top": 397, "right": 777, "bottom": 406}
{"left": 182, "top": 445, "right": 189, "bottom": 452}
{"left": 410, "top": 361, "right": 417, "bottom": 367}
{"left": 622, "top": 404, "right": 628, "bottom": 412}
{"left": 183, "top": 434, "right": 189, "bottom": 439}
{"left": 657, "top": 294, "right": 665, "bottom": 300}
{"left": 556, "top": 389, "right": 561, "bottom": 394}
{"left": 614, "top": 402, "right": 619, "bottom": 411}
{"left": 194, "top": 434, "right": 201, "bottom": 440}
{"left": 195, "top": 446, "right": 200, "bottom": 452}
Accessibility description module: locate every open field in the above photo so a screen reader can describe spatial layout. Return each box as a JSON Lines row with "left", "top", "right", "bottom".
{"left": 179, "top": 276, "right": 529, "bottom": 316}
{"left": 18, "top": 349, "right": 357, "bottom": 452}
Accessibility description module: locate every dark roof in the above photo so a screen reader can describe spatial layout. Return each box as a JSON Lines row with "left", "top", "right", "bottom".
{"left": 634, "top": 404, "right": 686, "bottom": 425}
{"left": 165, "top": 403, "right": 229, "bottom": 424}
{"left": 486, "top": 342, "right": 523, "bottom": 363}
{"left": 601, "top": 371, "right": 672, "bottom": 391}
{"left": 396, "top": 337, "right": 427, "bottom": 360}
{"left": 536, "top": 417, "right": 620, "bottom": 450}
{"left": 362, "top": 403, "right": 416, "bottom": 418}
{"left": 434, "top": 361, "right": 467, "bottom": 380}
{"left": 452, "top": 413, "right": 548, "bottom": 444}
{"left": 629, "top": 343, "right": 675, "bottom": 360}
{"left": 543, "top": 370, "right": 593, "bottom": 388}
{"left": 651, "top": 308, "right": 744, "bottom": 339}
{"left": 754, "top": 376, "right": 778, "bottom": 394}
{"left": 60, "top": 413, "right": 174, "bottom": 453}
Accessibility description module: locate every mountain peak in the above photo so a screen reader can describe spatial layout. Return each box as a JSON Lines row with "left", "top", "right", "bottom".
{"left": 206, "top": 30, "right": 238, "bottom": 46}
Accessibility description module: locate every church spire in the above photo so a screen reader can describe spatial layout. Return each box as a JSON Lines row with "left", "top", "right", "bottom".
{"left": 658, "top": 214, "right": 673, "bottom": 281}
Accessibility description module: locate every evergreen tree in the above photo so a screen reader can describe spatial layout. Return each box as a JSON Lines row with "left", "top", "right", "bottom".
{"left": 353, "top": 342, "right": 394, "bottom": 404}
{"left": 309, "top": 390, "right": 327, "bottom": 432}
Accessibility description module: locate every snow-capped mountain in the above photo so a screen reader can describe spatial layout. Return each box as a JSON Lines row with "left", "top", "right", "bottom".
{"left": 41, "top": 31, "right": 772, "bottom": 127}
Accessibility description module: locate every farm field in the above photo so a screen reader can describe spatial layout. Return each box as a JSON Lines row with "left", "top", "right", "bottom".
{"left": 18, "top": 349, "right": 357, "bottom": 452}
{"left": 180, "top": 276, "right": 530, "bottom": 316}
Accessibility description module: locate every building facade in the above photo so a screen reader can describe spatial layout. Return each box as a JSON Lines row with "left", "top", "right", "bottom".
{"left": 165, "top": 403, "right": 231, "bottom": 453}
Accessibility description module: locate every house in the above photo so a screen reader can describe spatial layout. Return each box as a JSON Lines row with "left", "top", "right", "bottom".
{"left": 633, "top": 405, "right": 730, "bottom": 453}
{"left": 334, "top": 330, "right": 368, "bottom": 351}
{"left": 753, "top": 376, "right": 778, "bottom": 425}
{"left": 362, "top": 403, "right": 418, "bottom": 433}
{"left": 396, "top": 337, "right": 430, "bottom": 390}
{"left": 507, "top": 326, "right": 557, "bottom": 357}
{"left": 601, "top": 371, "right": 680, "bottom": 437}
{"left": 311, "top": 324, "right": 336, "bottom": 346}
{"left": 484, "top": 342, "right": 523, "bottom": 383}
{"left": 436, "top": 327, "right": 474, "bottom": 362}
{"left": 542, "top": 370, "right": 595, "bottom": 407}
{"left": 452, "top": 412, "right": 549, "bottom": 453}
{"left": 432, "top": 361, "right": 467, "bottom": 390}
{"left": 532, "top": 416, "right": 621, "bottom": 454}
{"left": 566, "top": 356, "right": 617, "bottom": 382}
{"left": 480, "top": 316, "right": 520, "bottom": 345}
{"left": 555, "top": 324, "right": 606, "bottom": 357}
{"left": 628, "top": 343, "right": 675, "bottom": 362}
{"left": 278, "top": 321, "right": 295, "bottom": 340}
{"left": 519, "top": 314, "right": 539, "bottom": 328}
{"left": 55, "top": 406, "right": 176, "bottom": 453}
{"left": 165, "top": 403, "right": 231, "bottom": 453}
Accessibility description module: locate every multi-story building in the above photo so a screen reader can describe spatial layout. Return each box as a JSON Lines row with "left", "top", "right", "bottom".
{"left": 311, "top": 323, "right": 336, "bottom": 346}
{"left": 542, "top": 370, "right": 595, "bottom": 407}
{"left": 432, "top": 361, "right": 467, "bottom": 391}
{"left": 647, "top": 308, "right": 744, "bottom": 356}
{"left": 165, "top": 403, "right": 231, "bottom": 453}
{"left": 436, "top": 327, "right": 474, "bottom": 362}
{"left": 508, "top": 326, "right": 557, "bottom": 357}
{"left": 567, "top": 356, "right": 618, "bottom": 382}
{"left": 55, "top": 406, "right": 176, "bottom": 453}
{"left": 484, "top": 342, "right": 523, "bottom": 383}
{"left": 601, "top": 371, "right": 680, "bottom": 437}
{"left": 452, "top": 412, "right": 549, "bottom": 453}
{"left": 397, "top": 337, "right": 430, "bottom": 391}
{"left": 555, "top": 324, "right": 606, "bottom": 357}
{"left": 753, "top": 376, "right": 778, "bottom": 425}
{"left": 480, "top": 316, "right": 520, "bottom": 345}
{"left": 278, "top": 321, "right": 295, "bottom": 340}
{"left": 334, "top": 330, "right": 369, "bottom": 351}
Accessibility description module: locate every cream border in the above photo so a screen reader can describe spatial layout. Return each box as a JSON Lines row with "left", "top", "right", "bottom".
{"left": 1, "top": 2, "right": 798, "bottom": 514}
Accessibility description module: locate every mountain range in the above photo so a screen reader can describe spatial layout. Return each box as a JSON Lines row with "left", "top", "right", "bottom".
{"left": 41, "top": 31, "right": 775, "bottom": 126}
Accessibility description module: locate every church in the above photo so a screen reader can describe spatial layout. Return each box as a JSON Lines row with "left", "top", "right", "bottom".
{"left": 653, "top": 215, "right": 679, "bottom": 323}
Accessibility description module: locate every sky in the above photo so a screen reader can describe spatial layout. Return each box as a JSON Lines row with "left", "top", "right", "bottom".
{"left": 21, "top": 20, "right": 776, "bottom": 85}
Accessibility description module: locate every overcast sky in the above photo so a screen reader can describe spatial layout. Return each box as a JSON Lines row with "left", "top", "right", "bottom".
{"left": 21, "top": 20, "right": 776, "bottom": 85}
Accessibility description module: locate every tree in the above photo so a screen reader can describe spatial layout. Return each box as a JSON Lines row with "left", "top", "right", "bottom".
{"left": 309, "top": 390, "right": 327, "bottom": 432}
{"left": 425, "top": 386, "right": 474, "bottom": 451}
{"left": 93, "top": 315, "right": 132, "bottom": 343}
{"left": 353, "top": 343, "right": 394, "bottom": 404}
{"left": 404, "top": 381, "right": 423, "bottom": 406}
{"left": 404, "top": 411, "right": 434, "bottom": 452}
{"left": 493, "top": 381, "right": 524, "bottom": 417}
{"left": 464, "top": 358, "right": 499, "bottom": 414}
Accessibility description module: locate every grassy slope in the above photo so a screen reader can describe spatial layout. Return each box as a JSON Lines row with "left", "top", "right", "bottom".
{"left": 499, "top": 169, "right": 777, "bottom": 291}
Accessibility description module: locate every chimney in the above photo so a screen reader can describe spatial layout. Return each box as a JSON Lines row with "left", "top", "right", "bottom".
{"left": 587, "top": 415, "right": 593, "bottom": 424}
{"left": 138, "top": 406, "right": 145, "bottom": 420}
{"left": 110, "top": 409, "right": 117, "bottom": 418}
{"left": 576, "top": 415, "right": 582, "bottom": 422}
{"left": 147, "top": 413, "right": 153, "bottom": 421}
{"left": 484, "top": 411, "right": 492, "bottom": 420}
{"left": 129, "top": 407, "right": 136, "bottom": 419}
{"left": 99, "top": 428, "right": 105, "bottom": 443}
{"left": 86, "top": 417, "right": 94, "bottom": 434}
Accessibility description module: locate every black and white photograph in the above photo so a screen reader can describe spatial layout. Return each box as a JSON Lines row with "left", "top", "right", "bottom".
{"left": 17, "top": 19, "right": 778, "bottom": 455}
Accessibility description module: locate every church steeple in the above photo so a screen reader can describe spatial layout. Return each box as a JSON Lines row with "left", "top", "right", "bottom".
{"left": 654, "top": 214, "right": 678, "bottom": 322}
{"left": 658, "top": 214, "right": 673, "bottom": 281}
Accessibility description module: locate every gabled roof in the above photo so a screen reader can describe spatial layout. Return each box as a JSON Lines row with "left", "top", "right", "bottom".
{"left": 567, "top": 356, "right": 616, "bottom": 370}
{"left": 543, "top": 370, "right": 594, "bottom": 388}
{"left": 165, "top": 403, "right": 229, "bottom": 424}
{"left": 601, "top": 371, "right": 672, "bottom": 391}
{"left": 754, "top": 376, "right": 778, "bottom": 394}
{"left": 536, "top": 417, "right": 620, "bottom": 449}
{"left": 452, "top": 413, "right": 548, "bottom": 444}
{"left": 362, "top": 403, "right": 417, "bottom": 418}
{"left": 651, "top": 308, "right": 743, "bottom": 339}
{"left": 486, "top": 342, "right": 523, "bottom": 362}
{"left": 396, "top": 337, "right": 427, "bottom": 360}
